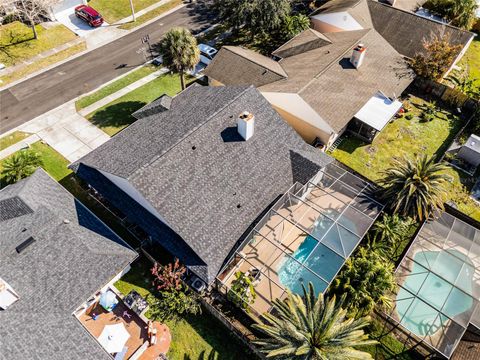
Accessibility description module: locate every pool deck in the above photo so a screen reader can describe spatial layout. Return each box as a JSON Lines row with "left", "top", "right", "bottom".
{"left": 220, "top": 184, "right": 355, "bottom": 315}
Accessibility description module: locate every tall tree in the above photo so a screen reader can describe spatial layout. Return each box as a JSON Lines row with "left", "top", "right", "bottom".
{"left": 212, "top": 0, "right": 291, "bottom": 37}
{"left": 331, "top": 248, "right": 396, "bottom": 316}
{"left": 1, "top": 150, "right": 43, "bottom": 184}
{"left": 158, "top": 27, "right": 199, "bottom": 90}
{"left": 379, "top": 155, "right": 451, "bottom": 221}
{"left": 3, "top": 0, "right": 60, "bottom": 39}
{"left": 410, "top": 33, "right": 462, "bottom": 80}
{"left": 253, "top": 283, "right": 376, "bottom": 359}
{"left": 424, "top": 0, "right": 478, "bottom": 30}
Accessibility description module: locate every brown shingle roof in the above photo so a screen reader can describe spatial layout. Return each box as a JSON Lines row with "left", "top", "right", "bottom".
{"left": 368, "top": 0, "right": 475, "bottom": 58}
{"left": 273, "top": 28, "right": 332, "bottom": 59}
{"left": 297, "top": 29, "right": 414, "bottom": 132}
{"left": 203, "top": 46, "right": 287, "bottom": 87}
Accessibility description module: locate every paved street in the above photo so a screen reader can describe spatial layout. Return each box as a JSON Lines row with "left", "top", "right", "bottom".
{"left": 0, "top": 3, "right": 214, "bottom": 133}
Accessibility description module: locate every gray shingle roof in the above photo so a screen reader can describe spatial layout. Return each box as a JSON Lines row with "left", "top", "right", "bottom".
{"left": 368, "top": 0, "right": 474, "bottom": 59}
{"left": 0, "top": 169, "right": 137, "bottom": 360}
{"left": 132, "top": 94, "right": 172, "bottom": 120}
{"left": 74, "top": 85, "right": 333, "bottom": 282}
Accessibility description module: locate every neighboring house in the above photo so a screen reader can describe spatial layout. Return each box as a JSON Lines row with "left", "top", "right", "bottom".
{"left": 458, "top": 134, "right": 480, "bottom": 168}
{"left": 72, "top": 85, "right": 333, "bottom": 286}
{"left": 0, "top": 169, "right": 137, "bottom": 359}
{"left": 204, "top": 0, "right": 474, "bottom": 147}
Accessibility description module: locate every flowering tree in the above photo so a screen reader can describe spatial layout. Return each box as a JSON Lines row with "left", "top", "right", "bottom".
{"left": 151, "top": 258, "right": 186, "bottom": 291}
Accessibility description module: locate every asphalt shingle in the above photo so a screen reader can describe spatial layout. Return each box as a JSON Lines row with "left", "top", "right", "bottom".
{"left": 0, "top": 169, "right": 137, "bottom": 360}
{"left": 74, "top": 85, "right": 333, "bottom": 283}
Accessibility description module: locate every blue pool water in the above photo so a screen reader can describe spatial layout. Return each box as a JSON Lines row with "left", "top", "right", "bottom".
{"left": 396, "top": 250, "right": 474, "bottom": 336}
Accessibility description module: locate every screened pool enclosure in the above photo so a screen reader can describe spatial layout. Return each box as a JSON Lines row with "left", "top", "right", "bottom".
{"left": 217, "top": 163, "right": 383, "bottom": 316}
{"left": 388, "top": 212, "right": 480, "bottom": 358}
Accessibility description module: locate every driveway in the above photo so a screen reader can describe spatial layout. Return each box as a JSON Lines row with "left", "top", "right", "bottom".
{"left": 53, "top": 0, "right": 123, "bottom": 48}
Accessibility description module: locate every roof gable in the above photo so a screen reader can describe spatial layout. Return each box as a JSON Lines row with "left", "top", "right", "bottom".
{"left": 273, "top": 29, "right": 332, "bottom": 58}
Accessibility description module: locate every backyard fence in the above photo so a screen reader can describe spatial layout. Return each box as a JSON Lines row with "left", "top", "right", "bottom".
{"left": 414, "top": 78, "right": 479, "bottom": 113}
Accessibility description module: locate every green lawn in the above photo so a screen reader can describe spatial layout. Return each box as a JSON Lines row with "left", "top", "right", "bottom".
{"left": 86, "top": 73, "right": 187, "bottom": 136}
{"left": 115, "top": 258, "right": 251, "bottom": 360}
{"left": 458, "top": 37, "right": 480, "bottom": 93}
{"left": 0, "top": 21, "right": 77, "bottom": 67}
{"left": 88, "top": 0, "right": 175, "bottom": 23}
{"left": 0, "top": 42, "right": 86, "bottom": 86}
{"left": 360, "top": 319, "right": 417, "bottom": 360}
{"left": 0, "top": 131, "right": 31, "bottom": 151}
{"left": 330, "top": 94, "right": 480, "bottom": 222}
{"left": 76, "top": 65, "right": 157, "bottom": 111}
{"left": 119, "top": 0, "right": 183, "bottom": 30}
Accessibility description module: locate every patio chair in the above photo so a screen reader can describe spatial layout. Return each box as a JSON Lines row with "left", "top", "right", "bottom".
{"left": 123, "top": 310, "right": 132, "bottom": 319}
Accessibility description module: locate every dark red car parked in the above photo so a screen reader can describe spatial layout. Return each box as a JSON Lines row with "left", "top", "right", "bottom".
{"left": 74, "top": 5, "right": 104, "bottom": 27}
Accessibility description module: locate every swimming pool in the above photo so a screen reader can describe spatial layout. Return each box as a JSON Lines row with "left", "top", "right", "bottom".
{"left": 396, "top": 250, "right": 474, "bottom": 336}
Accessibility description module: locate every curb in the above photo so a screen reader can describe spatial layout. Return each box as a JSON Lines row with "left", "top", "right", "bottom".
{"left": 0, "top": 2, "right": 187, "bottom": 92}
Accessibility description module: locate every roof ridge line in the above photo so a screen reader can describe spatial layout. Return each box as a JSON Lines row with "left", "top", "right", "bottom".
{"left": 132, "top": 86, "right": 254, "bottom": 175}
{"left": 272, "top": 29, "right": 332, "bottom": 55}
{"left": 297, "top": 28, "right": 372, "bottom": 95}
{"left": 223, "top": 46, "right": 287, "bottom": 78}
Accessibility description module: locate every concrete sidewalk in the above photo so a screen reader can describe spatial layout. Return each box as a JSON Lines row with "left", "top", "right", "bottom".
{"left": 1, "top": 101, "right": 110, "bottom": 162}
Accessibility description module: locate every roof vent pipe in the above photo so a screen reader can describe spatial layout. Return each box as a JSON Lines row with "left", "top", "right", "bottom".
{"left": 237, "top": 111, "right": 255, "bottom": 141}
{"left": 350, "top": 43, "right": 366, "bottom": 69}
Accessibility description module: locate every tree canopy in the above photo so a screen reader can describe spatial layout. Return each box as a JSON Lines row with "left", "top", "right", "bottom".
{"left": 424, "top": 0, "right": 478, "bottom": 30}
{"left": 410, "top": 33, "right": 462, "bottom": 80}
{"left": 330, "top": 248, "right": 397, "bottom": 316}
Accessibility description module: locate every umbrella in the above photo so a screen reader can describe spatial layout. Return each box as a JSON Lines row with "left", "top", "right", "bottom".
{"left": 99, "top": 290, "right": 118, "bottom": 311}
{"left": 98, "top": 324, "right": 130, "bottom": 354}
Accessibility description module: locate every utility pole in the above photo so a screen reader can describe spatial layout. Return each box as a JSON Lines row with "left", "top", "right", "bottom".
{"left": 129, "top": 0, "right": 136, "bottom": 22}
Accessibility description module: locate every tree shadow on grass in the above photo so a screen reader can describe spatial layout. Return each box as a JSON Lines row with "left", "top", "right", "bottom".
{"left": 179, "top": 314, "right": 248, "bottom": 360}
{"left": 183, "top": 349, "right": 217, "bottom": 360}
{"left": 89, "top": 101, "right": 146, "bottom": 131}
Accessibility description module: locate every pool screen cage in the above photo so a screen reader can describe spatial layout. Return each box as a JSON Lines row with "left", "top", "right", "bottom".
{"left": 216, "top": 163, "right": 383, "bottom": 317}
{"left": 386, "top": 212, "right": 480, "bottom": 358}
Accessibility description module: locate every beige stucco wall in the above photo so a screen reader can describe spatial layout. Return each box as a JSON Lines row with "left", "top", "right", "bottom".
{"left": 311, "top": 18, "right": 345, "bottom": 33}
{"left": 273, "top": 106, "right": 332, "bottom": 145}
{"left": 209, "top": 78, "right": 224, "bottom": 86}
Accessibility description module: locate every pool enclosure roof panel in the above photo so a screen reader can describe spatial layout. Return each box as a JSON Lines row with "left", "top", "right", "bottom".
{"left": 354, "top": 92, "right": 402, "bottom": 131}
{"left": 218, "top": 162, "right": 383, "bottom": 315}
{"left": 388, "top": 212, "right": 480, "bottom": 358}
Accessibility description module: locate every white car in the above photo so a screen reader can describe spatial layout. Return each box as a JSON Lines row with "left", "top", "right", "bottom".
{"left": 198, "top": 44, "right": 217, "bottom": 65}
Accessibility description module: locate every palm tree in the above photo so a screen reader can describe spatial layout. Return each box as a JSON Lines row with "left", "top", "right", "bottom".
{"left": 2, "top": 150, "right": 43, "bottom": 184}
{"left": 331, "top": 248, "right": 396, "bottom": 316}
{"left": 368, "top": 214, "right": 410, "bottom": 257}
{"left": 253, "top": 283, "right": 376, "bottom": 359}
{"left": 378, "top": 155, "right": 451, "bottom": 221}
{"left": 157, "top": 27, "right": 200, "bottom": 90}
